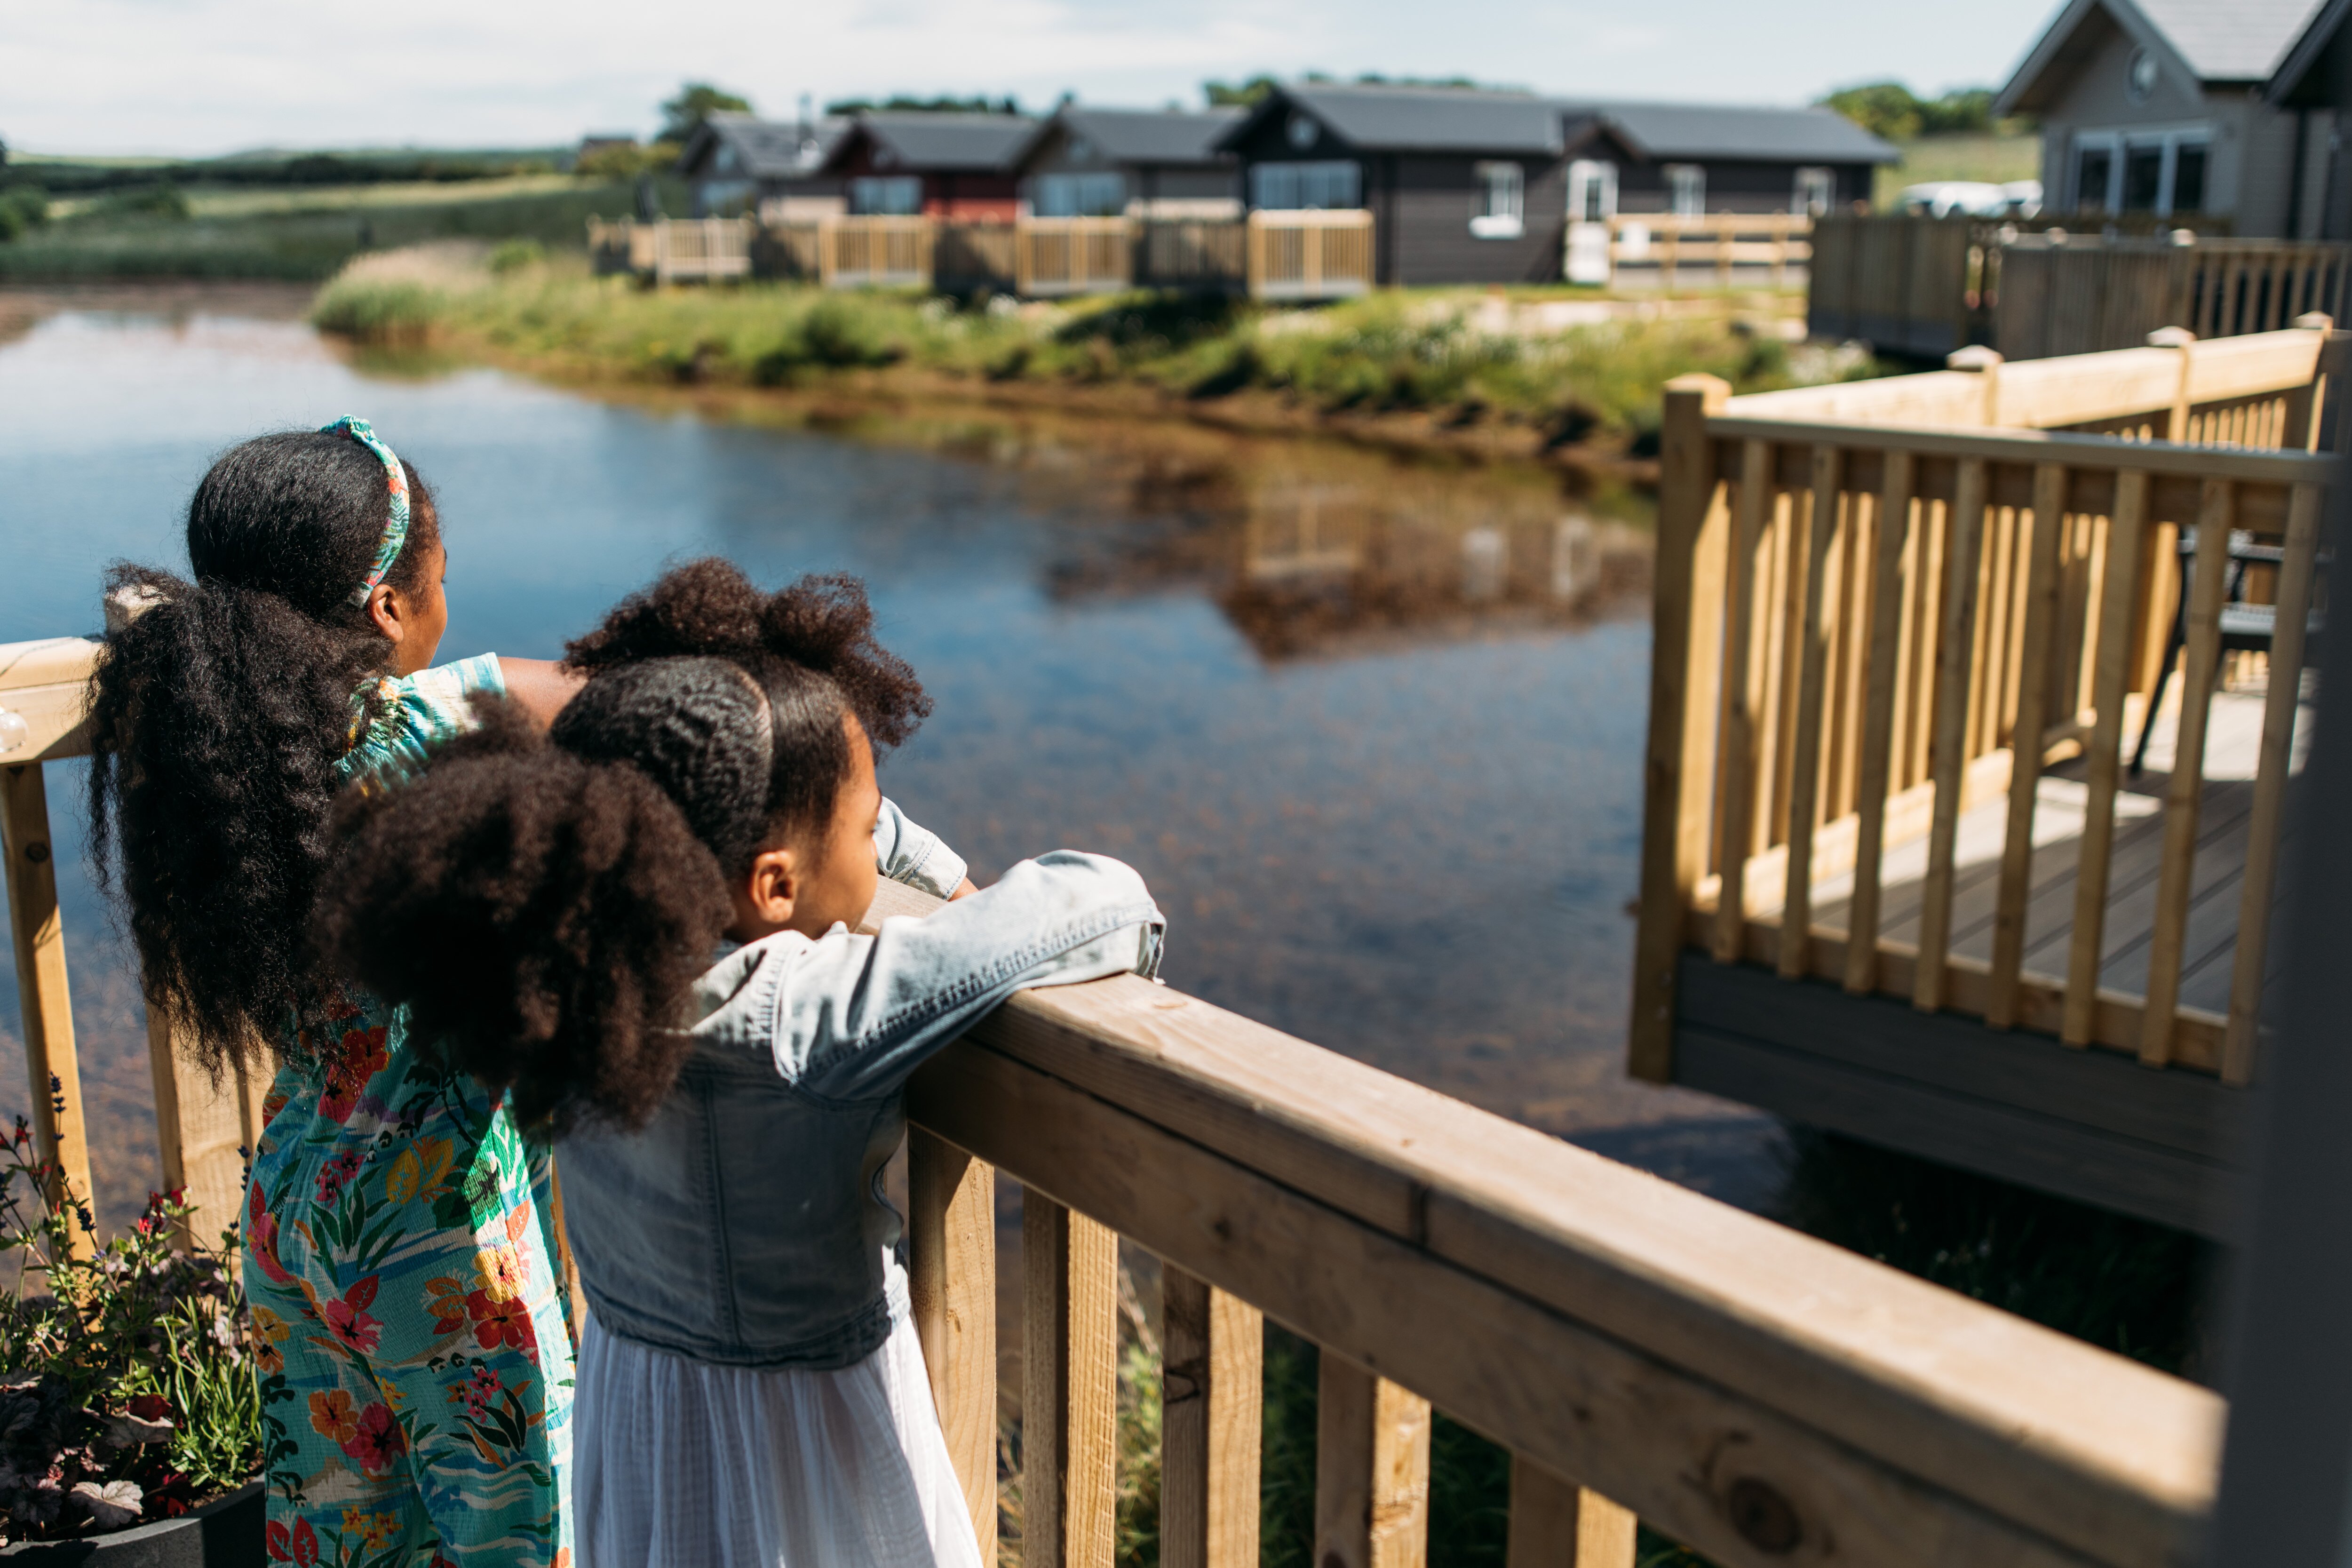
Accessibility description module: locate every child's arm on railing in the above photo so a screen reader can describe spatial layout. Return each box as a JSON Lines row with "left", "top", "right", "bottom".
{"left": 873, "top": 796, "right": 974, "bottom": 899}
{"left": 775, "top": 851, "right": 1162, "bottom": 1101}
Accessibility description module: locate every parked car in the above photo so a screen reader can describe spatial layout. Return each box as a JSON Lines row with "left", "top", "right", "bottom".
{"left": 1899, "top": 179, "right": 2041, "bottom": 218}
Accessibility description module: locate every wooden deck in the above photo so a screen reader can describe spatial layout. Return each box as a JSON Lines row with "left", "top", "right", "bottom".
{"left": 1632, "top": 324, "right": 2340, "bottom": 1240}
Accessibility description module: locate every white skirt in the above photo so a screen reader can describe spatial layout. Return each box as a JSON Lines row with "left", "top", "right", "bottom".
{"left": 574, "top": 1295, "right": 987, "bottom": 1568}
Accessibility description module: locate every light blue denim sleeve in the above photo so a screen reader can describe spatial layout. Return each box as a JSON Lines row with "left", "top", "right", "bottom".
{"left": 872, "top": 796, "right": 969, "bottom": 899}
{"left": 764, "top": 851, "right": 1163, "bottom": 1102}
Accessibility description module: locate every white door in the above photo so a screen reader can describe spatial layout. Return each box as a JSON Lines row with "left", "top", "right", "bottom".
{"left": 1565, "top": 160, "right": 1619, "bottom": 285}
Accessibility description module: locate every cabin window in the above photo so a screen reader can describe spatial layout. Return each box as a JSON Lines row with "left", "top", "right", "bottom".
{"left": 1470, "top": 161, "right": 1524, "bottom": 238}
{"left": 850, "top": 176, "right": 923, "bottom": 215}
{"left": 1567, "top": 159, "right": 1618, "bottom": 223}
{"left": 1666, "top": 164, "right": 1706, "bottom": 217}
{"left": 2073, "top": 128, "right": 2210, "bottom": 216}
{"left": 1793, "top": 167, "right": 1835, "bottom": 217}
{"left": 1250, "top": 160, "right": 1361, "bottom": 210}
{"left": 1035, "top": 172, "right": 1127, "bottom": 217}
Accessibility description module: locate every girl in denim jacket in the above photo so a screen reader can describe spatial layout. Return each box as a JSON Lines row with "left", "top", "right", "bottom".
{"left": 318, "top": 562, "right": 1163, "bottom": 1568}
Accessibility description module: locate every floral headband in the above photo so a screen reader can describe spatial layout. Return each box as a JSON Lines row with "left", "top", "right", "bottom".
{"left": 322, "top": 416, "right": 411, "bottom": 607}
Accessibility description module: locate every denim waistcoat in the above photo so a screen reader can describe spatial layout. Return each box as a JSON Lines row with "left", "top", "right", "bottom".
{"left": 558, "top": 818, "right": 1162, "bottom": 1371}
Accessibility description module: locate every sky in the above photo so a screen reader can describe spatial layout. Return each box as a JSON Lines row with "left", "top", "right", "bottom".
{"left": 7, "top": 0, "right": 2066, "bottom": 158}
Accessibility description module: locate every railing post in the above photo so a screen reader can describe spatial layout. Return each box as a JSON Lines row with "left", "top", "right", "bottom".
{"left": 1315, "top": 1356, "right": 1430, "bottom": 1568}
{"left": 1946, "top": 344, "right": 2003, "bottom": 426}
{"left": 1629, "top": 374, "right": 1731, "bottom": 1080}
{"left": 1160, "top": 1264, "right": 1261, "bottom": 1568}
{"left": 1506, "top": 1457, "right": 1636, "bottom": 1568}
{"left": 2147, "top": 326, "right": 2197, "bottom": 443}
{"left": 0, "top": 763, "right": 95, "bottom": 1256}
{"left": 910, "top": 1129, "right": 999, "bottom": 1556}
{"left": 146, "top": 1010, "right": 267, "bottom": 1253}
{"left": 1024, "top": 1190, "right": 1116, "bottom": 1568}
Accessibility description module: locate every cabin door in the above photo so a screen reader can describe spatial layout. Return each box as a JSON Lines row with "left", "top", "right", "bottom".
{"left": 1565, "top": 160, "right": 1618, "bottom": 285}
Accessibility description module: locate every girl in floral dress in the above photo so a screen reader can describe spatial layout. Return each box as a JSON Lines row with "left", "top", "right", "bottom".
{"left": 86, "top": 420, "right": 582, "bottom": 1567}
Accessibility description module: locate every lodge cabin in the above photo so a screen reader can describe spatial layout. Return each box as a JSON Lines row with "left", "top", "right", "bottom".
{"left": 1013, "top": 105, "right": 1244, "bottom": 219}
{"left": 1994, "top": 0, "right": 2352, "bottom": 236}
{"left": 676, "top": 110, "right": 851, "bottom": 221}
{"left": 820, "top": 111, "right": 1039, "bottom": 220}
{"left": 1216, "top": 81, "right": 1892, "bottom": 287}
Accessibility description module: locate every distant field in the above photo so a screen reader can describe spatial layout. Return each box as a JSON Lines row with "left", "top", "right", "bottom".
{"left": 0, "top": 178, "right": 684, "bottom": 281}
{"left": 1875, "top": 131, "right": 2043, "bottom": 206}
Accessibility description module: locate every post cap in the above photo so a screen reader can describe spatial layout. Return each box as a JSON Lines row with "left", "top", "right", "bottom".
{"left": 1946, "top": 346, "right": 2003, "bottom": 372}
{"left": 2170, "top": 228, "right": 2197, "bottom": 246}
{"left": 2295, "top": 312, "right": 2336, "bottom": 332}
{"left": 2146, "top": 326, "right": 2197, "bottom": 349}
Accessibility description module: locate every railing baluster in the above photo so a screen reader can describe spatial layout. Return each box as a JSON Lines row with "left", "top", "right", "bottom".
{"left": 2140, "top": 479, "right": 2237, "bottom": 1068}
{"left": 1712, "top": 439, "right": 1773, "bottom": 962}
{"left": 1023, "top": 1191, "right": 1118, "bottom": 1568}
{"left": 0, "top": 762, "right": 95, "bottom": 1256}
{"left": 2224, "top": 480, "right": 2326, "bottom": 1083}
{"left": 1915, "top": 459, "right": 1992, "bottom": 1012}
{"left": 1846, "top": 451, "right": 1916, "bottom": 993}
{"left": 147, "top": 1008, "right": 268, "bottom": 1253}
{"left": 1987, "top": 464, "right": 2072, "bottom": 1027}
{"left": 1779, "top": 446, "right": 1844, "bottom": 978}
{"left": 1160, "top": 1265, "right": 1262, "bottom": 1568}
{"left": 1505, "top": 1456, "right": 1636, "bottom": 1568}
{"left": 910, "top": 1129, "right": 999, "bottom": 1556}
{"left": 1315, "top": 1356, "right": 1431, "bottom": 1568}
{"left": 2064, "top": 470, "right": 2152, "bottom": 1047}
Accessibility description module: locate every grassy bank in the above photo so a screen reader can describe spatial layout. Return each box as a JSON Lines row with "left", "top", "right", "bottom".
{"left": 309, "top": 251, "right": 1875, "bottom": 456}
{"left": 0, "top": 176, "right": 673, "bottom": 282}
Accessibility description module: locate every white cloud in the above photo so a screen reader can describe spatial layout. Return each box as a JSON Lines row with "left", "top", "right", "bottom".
{"left": 0, "top": 0, "right": 2060, "bottom": 156}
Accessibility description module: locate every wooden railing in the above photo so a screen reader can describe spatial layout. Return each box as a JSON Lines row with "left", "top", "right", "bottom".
{"left": 1585, "top": 213, "right": 1812, "bottom": 291}
{"left": 586, "top": 216, "right": 754, "bottom": 285}
{"left": 1245, "top": 210, "right": 1375, "bottom": 302}
{"left": 1632, "top": 322, "right": 2339, "bottom": 1092}
{"left": 1999, "top": 236, "right": 2352, "bottom": 362}
{"left": 4, "top": 618, "right": 2235, "bottom": 1568}
{"left": 1015, "top": 217, "right": 1135, "bottom": 297}
{"left": 1806, "top": 214, "right": 1988, "bottom": 358}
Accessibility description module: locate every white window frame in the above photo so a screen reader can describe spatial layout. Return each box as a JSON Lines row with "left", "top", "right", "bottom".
{"left": 2070, "top": 125, "right": 2211, "bottom": 216}
{"left": 1666, "top": 163, "right": 1706, "bottom": 217}
{"left": 1793, "top": 166, "right": 1835, "bottom": 217}
{"left": 1566, "top": 159, "right": 1618, "bottom": 223}
{"left": 1470, "top": 160, "right": 1525, "bottom": 238}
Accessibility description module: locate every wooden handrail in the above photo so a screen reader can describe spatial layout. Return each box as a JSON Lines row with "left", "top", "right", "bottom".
{"left": 867, "top": 874, "right": 2222, "bottom": 1568}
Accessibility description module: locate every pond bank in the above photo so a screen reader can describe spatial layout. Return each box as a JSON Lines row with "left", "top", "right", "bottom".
{"left": 307, "top": 247, "right": 1875, "bottom": 479}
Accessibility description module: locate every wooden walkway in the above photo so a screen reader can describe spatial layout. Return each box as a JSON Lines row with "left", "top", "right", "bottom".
{"left": 1798, "top": 687, "right": 2305, "bottom": 1022}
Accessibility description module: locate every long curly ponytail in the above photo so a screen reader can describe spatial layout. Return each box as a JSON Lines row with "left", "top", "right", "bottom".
{"left": 84, "top": 430, "right": 441, "bottom": 1074}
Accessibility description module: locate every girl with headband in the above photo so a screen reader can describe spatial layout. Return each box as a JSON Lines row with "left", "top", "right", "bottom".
{"left": 316, "top": 560, "right": 1161, "bottom": 1568}
{"left": 86, "top": 420, "right": 587, "bottom": 1566}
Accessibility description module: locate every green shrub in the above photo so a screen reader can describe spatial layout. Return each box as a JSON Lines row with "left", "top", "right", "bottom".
{"left": 488, "top": 239, "right": 546, "bottom": 274}
{"left": 310, "top": 277, "right": 449, "bottom": 344}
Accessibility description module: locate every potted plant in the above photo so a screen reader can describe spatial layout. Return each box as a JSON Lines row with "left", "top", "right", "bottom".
{"left": 0, "top": 1105, "right": 260, "bottom": 1563}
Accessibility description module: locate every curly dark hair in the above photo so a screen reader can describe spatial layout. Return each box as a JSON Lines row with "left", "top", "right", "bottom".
{"left": 318, "top": 562, "right": 932, "bottom": 1133}
{"left": 84, "top": 429, "right": 442, "bottom": 1076}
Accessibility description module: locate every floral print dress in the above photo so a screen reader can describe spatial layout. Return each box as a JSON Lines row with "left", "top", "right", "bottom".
{"left": 245, "top": 655, "right": 574, "bottom": 1568}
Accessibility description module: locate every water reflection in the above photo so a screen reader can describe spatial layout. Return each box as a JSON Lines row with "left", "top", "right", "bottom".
{"left": 0, "top": 291, "right": 1781, "bottom": 1232}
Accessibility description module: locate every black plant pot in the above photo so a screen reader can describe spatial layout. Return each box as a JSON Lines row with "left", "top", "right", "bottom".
{"left": 0, "top": 1483, "right": 262, "bottom": 1566}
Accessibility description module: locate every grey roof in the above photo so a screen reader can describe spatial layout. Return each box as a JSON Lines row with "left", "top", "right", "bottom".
{"left": 1568, "top": 100, "right": 1898, "bottom": 163}
{"left": 1051, "top": 106, "right": 1244, "bottom": 165}
{"left": 679, "top": 111, "right": 847, "bottom": 179}
{"left": 1997, "top": 0, "right": 2326, "bottom": 113}
{"left": 1248, "top": 83, "right": 1566, "bottom": 154}
{"left": 1223, "top": 81, "right": 1891, "bottom": 163}
{"left": 842, "top": 111, "right": 1041, "bottom": 172}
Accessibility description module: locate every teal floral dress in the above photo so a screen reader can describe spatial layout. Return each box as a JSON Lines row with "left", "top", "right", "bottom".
{"left": 246, "top": 654, "right": 575, "bottom": 1568}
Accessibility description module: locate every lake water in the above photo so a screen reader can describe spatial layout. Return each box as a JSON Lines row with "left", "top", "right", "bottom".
{"left": 0, "top": 287, "right": 1781, "bottom": 1231}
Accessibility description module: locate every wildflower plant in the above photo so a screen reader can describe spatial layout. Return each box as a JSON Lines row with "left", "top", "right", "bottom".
{"left": 0, "top": 1104, "right": 260, "bottom": 1542}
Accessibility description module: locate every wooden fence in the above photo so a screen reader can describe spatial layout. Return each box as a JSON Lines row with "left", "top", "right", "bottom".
{"left": 1632, "top": 322, "right": 2340, "bottom": 1093}
{"left": 1806, "top": 213, "right": 1990, "bottom": 359}
{"left": 1999, "top": 236, "right": 2352, "bottom": 361}
{"left": 1015, "top": 217, "right": 1136, "bottom": 297}
{"left": 1581, "top": 213, "right": 1812, "bottom": 291}
{"left": 1245, "top": 209, "right": 1376, "bottom": 302}
{"left": 585, "top": 216, "right": 753, "bottom": 285}
{"left": 2, "top": 614, "right": 2234, "bottom": 1568}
